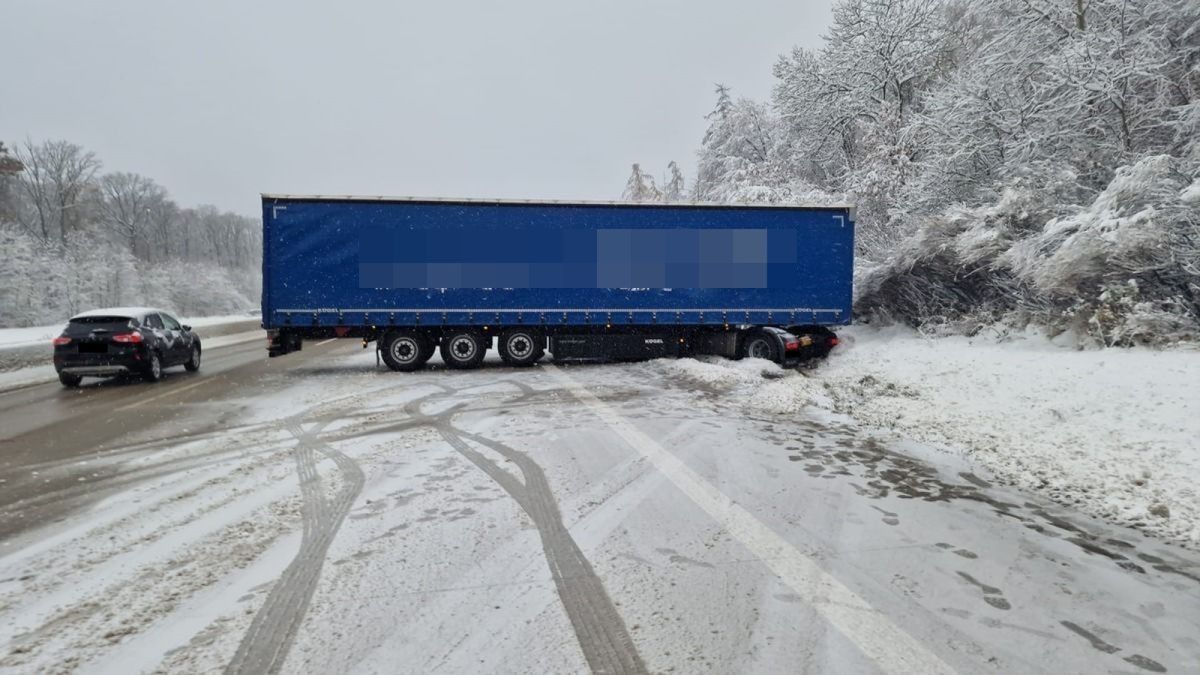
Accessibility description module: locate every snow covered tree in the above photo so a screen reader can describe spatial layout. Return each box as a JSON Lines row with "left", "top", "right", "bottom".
{"left": 13, "top": 139, "right": 101, "bottom": 245}
{"left": 693, "top": 84, "right": 735, "bottom": 200}
{"left": 0, "top": 141, "right": 22, "bottom": 221}
{"left": 663, "top": 161, "right": 686, "bottom": 202}
{"left": 622, "top": 163, "right": 661, "bottom": 202}
{"left": 695, "top": 93, "right": 785, "bottom": 201}
{"left": 97, "top": 172, "right": 168, "bottom": 258}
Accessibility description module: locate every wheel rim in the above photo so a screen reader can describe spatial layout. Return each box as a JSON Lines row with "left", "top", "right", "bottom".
{"left": 191, "top": 347, "right": 200, "bottom": 367}
{"left": 507, "top": 334, "right": 533, "bottom": 359}
{"left": 151, "top": 354, "right": 161, "bottom": 377}
{"left": 748, "top": 339, "right": 772, "bottom": 359}
{"left": 390, "top": 337, "right": 419, "bottom": 364}
{"left": 450, "top": 336, "right": 477, "bottom": 361}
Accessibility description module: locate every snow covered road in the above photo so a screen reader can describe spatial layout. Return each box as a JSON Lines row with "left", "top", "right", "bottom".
{"left": 0, "top": 341, "right": 1197, "bottom": 673}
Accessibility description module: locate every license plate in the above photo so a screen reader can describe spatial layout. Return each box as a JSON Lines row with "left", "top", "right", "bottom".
{"left": 79, "top": 342, "right": 107, "bottom": 354}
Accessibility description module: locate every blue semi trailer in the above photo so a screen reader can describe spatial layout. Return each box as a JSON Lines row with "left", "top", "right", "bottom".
{"left": 261, "top": 195, "right": 854, "bottom": 370}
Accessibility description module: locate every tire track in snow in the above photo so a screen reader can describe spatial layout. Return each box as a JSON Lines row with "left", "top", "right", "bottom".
{"left": 405, "top": 384, "right": 648, "bottom": 675}
{"left": 224, "top": 418, "right": 364, "bottom": 675}
{"left": 547, "top": 364, "right": 958, "bottom": 675}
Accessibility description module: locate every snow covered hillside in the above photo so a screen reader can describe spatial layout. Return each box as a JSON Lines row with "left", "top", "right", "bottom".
{"left": 664, "top": 329, "right": 1200, "bottom": 548}
{"left": 625, "top": 0, "right": 1200, "bottom": 341}
{"left": 0, "top": 139, "right": 260, "bottom": 328}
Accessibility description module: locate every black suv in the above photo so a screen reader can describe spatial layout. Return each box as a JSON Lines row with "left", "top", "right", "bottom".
{"left": 53, "top": 307, "right": 202, "bottom": 387}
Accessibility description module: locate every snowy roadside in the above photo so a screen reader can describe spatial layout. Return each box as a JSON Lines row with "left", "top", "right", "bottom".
{"left": 657, "top": 327, "right": 1200, "bottom": 549}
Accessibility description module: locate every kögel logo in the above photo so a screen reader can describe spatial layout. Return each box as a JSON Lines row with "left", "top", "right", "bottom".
{"left": 644, "top": 338, "right": 664, "bottom": 344}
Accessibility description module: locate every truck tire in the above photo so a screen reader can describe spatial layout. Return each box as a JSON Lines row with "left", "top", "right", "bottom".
{"left": 498, "top": 329, "right": 543, "bottom": 367}
{"left": 439, "top": 331, "right": 486, "bottom": 369}
{"left": 739, "top": 331, "right": 780, "bottom": 362}
{"left": 381, "top": 331, "right": 428, "bottom": 372}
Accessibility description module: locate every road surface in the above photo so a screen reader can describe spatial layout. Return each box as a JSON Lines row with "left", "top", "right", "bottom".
{"left": 0, "top": 338, "right": 1197, "bottom": 673}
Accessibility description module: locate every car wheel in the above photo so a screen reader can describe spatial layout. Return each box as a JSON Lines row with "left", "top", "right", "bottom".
{"left": 184, "top": 345, "right": 202, "bottom": 372}
{"left": 498, "top": 329, "right": 543, "bottom": 367}
{"left": 439, "top": 331, "right": 486, "bottom": 369}
{"left": 381, "top": 331, "right": 428, "bottom": 372}
{"left": 144, "top": 351, "right": 163, "bottom": 382}
{"left": 59, "top": 372, "right": 82, "bottom": 388}
{"left": 739, "top": 331, "right": 780, "bottom": 362}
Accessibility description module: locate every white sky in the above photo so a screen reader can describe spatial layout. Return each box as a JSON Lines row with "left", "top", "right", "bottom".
{"left": 3, "top": 0, "right": 833, "bottom": 217}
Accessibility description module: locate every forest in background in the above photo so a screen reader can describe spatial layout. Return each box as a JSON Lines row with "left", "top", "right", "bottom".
{"left": 625, "top": 0, "right": 1200, "bottom": 346}
{"left": 0, "top": 139, "right": 260, "bottom": 327}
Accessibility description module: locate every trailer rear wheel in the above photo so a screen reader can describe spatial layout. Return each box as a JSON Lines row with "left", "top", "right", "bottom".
{"left": 498, "top": 329, "right": 544, "bottom": 367}
{"left": 381, "top": 331, "right": 428, "bottom": 372}
{"left": 440, "top": 331, "right": 487, "bottom": 369}
{"left": 739, "top": 331, "right": 780, "bottom": 362}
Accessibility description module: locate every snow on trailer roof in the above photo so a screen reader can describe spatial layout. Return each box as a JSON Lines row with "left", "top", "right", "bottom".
{"left": 261, "top": 193, "right": 856, "bottom": 214}
{"left": 69, "top": 307, "right": 165, "bottom": 320}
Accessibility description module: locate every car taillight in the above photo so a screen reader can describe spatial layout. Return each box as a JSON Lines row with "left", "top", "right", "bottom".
{"left": 785, "top": 340, "right": 800, "bottom": 351}
{"left": 112, "top": 332, "right": 144, "bottom": 343}
{"left": 828, "top": 336, "right": 840, "bottom": 346}
{"left": 52, "top": 336, "right": 71, "bottom": 346}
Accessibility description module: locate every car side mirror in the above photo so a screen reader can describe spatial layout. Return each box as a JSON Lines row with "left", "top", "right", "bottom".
{"left": 182, "top": 325, "right": 192, "bottom": 332}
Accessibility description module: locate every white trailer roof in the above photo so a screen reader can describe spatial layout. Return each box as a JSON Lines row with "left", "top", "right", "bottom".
{"left": 260, "top": 193, "right": 855, "bottom": 212}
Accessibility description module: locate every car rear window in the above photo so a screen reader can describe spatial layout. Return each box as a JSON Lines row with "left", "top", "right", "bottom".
{"left": 66, "top": 317, "right": 137, "bottom": 334}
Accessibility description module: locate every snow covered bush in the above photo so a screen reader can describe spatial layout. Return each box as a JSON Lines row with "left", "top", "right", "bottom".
{"left": 857, "top": 156, "right": 1200, "bottom": 345}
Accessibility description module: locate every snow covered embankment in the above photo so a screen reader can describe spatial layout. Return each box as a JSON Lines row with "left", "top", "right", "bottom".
{"left": 660, "top": 328, "right": 1200, "bottom": 548}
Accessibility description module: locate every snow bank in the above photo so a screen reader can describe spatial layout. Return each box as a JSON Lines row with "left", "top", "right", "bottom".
{"left": 655, "top": 357, "right": 818, "bottom": 414}
{"left": 812, "top": 327, "right": 1200, "bottom": 548}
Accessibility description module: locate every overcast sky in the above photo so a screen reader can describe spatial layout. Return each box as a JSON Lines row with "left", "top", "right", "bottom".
{"left": 4, "top": 1, "right": 833, "bottom": 217}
